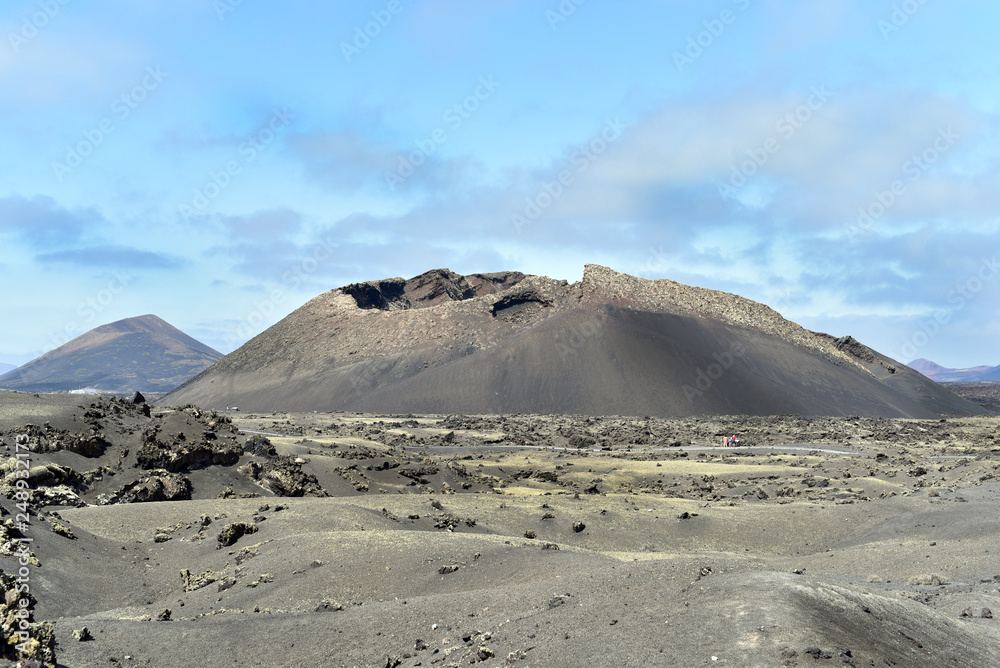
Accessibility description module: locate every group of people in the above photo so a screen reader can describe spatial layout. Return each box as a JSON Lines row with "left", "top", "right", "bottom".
{"left": 722, "top": 435, "right": 740, "bottom": 447}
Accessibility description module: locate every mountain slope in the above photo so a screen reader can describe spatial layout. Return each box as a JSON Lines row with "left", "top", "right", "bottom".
{"left": 165, "top": 266, "right": 984, "bottom": 418}
{"left": 0, "top": 314, "right": 221, "bottom": 394}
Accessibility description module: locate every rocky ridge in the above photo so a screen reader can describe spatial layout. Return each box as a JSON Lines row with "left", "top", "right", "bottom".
{"left": 183, "top": 265, "right": 862, "bottom": 380}
{"left": 166, "top": 265, "right": 982, "bottom": 417}
{"left": 579, "top": 264, "right": 867, "bottom": 372}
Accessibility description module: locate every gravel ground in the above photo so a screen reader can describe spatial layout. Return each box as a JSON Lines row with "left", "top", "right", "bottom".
{"left": 0, "top": 393, "right": 997, "bottom": 667}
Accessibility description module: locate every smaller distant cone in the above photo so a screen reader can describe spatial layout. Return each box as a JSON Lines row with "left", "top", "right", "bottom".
{"left": 131, "top": 391, "right": 146, "bottom": 405}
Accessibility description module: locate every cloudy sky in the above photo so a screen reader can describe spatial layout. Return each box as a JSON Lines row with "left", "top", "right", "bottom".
{"left": 2, "top": 0, "right": 998, "bottom": 369}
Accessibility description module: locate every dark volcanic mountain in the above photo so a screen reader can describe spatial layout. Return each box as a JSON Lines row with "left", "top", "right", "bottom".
{"left": 0, "top": 314, "right": 221, "bottom": 395}
{"left": 165, "top": 266, "right": 983, "bottom": 418}
{"left": 908, "top": 358, "right": 1000, "bottom": 383}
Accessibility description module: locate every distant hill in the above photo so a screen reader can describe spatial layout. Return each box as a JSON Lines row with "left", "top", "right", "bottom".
{"left": 0, "top": 363, "right": 15, "bottom": 375}
{"left": 908, "top": 358, "right": 1000, "bottom": 383}
{"left": 165, "top": 266, "right": 983, "bottom": 418}
{"left": 0, "top": 314, "right": 222, "bottom": 395}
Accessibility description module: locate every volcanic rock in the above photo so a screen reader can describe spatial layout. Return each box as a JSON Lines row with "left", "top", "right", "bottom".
{"left": 165, "top": 266, "right": 982, "bottom": 418}
{"left": 240, "top": 456, "right": 326, "bottom": 497}
{"left": 99, "top": 471, "right": 193, "bottom": 504}
{"left": 217, "top": 521, "right": 257, "bottom": 547}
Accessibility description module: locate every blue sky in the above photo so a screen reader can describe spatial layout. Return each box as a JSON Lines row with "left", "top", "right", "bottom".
{"left": 2, "top": 0, "right": 999, "bottom": 369}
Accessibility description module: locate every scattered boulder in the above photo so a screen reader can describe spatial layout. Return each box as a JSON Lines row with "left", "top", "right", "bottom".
{"left": 803, "top": 647, "right": 833, "bottom": 659}
{"left": 46, "top": 516, "right": 74, "bottom": 539}
{"left": 0, "top": 569, "right": 57, "bottom": 666}
{"left": 568, "top": 434, "right": 597, "bottom": 448}
{"left": 98, "top": 471, "right": 192, "bottom": 504}
{"left": 64, "top": 431, "right": 110, "bottom": 458}
{"left": 137, "top": 439, "right": 240, "bottom": 471}
{"left": 244, "top": 434, "right": 277, "bottom": 458}
{"left": 315, "top": 599, "right": 343, "bottom": 612}
{"left": 398, "top": 465, "right": 439, "bottom": 485}
{"left": 217, "top": 521, "right": 258, "bottom": 547}
{"left": 181, "top": 569, "right": 218, "bottom": 592}
{"left": 31, "top": 485, "right": 86, "bottom": 509}
{"left": 24, "top": 463, "right": 76, "bottom": 488}
{"left": 240, "top": 456, "right": 326, "bottom": 497}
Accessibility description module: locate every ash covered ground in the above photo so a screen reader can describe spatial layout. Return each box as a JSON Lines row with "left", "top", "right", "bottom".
{"left": 0, "top": 392, "right": 998, "bottom": 667}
